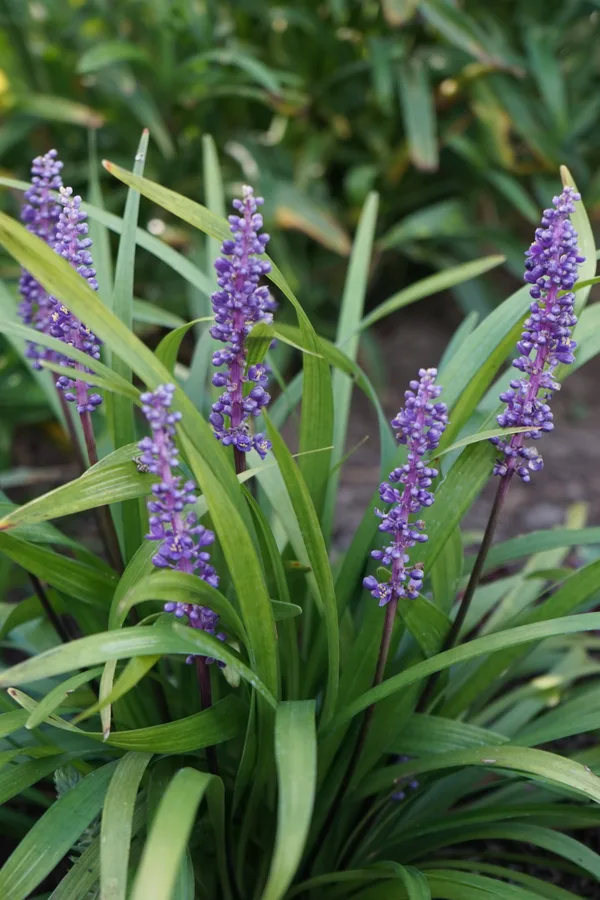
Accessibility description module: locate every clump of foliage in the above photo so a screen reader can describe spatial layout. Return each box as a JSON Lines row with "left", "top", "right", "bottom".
{"left": 0, "top": 134, "right": 598, "bottom": 900}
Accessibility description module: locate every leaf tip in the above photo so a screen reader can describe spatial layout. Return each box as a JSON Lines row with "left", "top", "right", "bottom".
{"left": 103, "top": 726, "right": 111, "bottom": 741}
{"left": 102, "top": 159, "right": 113, "bottom": 172}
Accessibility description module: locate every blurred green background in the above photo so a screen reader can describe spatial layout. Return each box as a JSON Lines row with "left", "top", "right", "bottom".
{"left": 0, "top": 0, "right": 599, "bottom": 463}
{"left": 2, "top": 0, "right": 599, "bottom": 319}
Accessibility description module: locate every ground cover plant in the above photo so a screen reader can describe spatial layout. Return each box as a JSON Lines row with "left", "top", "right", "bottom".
{"left": 0, "top": 135, "right": 598, "bottom": 899}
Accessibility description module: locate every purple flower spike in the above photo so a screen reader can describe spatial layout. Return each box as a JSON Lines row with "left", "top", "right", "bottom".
{"left": 491, "top": 187, "right": 584, "bottom": 482}
{"left": 210, "top": 186, "right": 274, "bottom": 459}
{"left": 48, "top": 187, "right": 103, "bottom": 414}
{"left": 364, "top": 368, "right": 448, "bottom": 606}
{"left": 18, "top": 150, "right": 64, "bottom": 367}
{"left": 140, "top": 384, "right": 226, "bottom": 666}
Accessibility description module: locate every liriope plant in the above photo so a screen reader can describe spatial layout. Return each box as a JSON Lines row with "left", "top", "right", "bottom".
{"left": 0, "top": 136, "right": 599, "bottom": 900}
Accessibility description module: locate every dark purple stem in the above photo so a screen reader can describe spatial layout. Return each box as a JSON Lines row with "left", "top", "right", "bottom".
{"left": 416, "top": 472, "right": 513, "bottom": 712}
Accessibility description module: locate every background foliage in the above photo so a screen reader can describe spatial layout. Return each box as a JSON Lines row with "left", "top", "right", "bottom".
{"left": 2, "top": 0, "right": 600, "bottom": 319}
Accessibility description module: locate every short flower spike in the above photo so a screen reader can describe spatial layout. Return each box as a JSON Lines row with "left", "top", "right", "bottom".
{"left": 209, "top": 186, "right": 275, "bottom": 459}
{"left": 364, "top": 368, "right": 448, "bottom": 606}
{"left": 139, "top": 384, "right": 226, "bottom": 665}
{"left": 491, "top": 187, "right": 585, "bottom": 482}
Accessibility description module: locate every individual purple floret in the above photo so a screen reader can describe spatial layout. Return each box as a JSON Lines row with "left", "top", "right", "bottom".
{"left": 18, "top": 150, "right": 64, "bottom": 367}
{"left": 209, "top": 185, "right": 274, "bottom": 460}
{"left": 363, "top": 368, "right": 448, "bottom": 606}
{"left": 491, "top": 187, "right": 584, "bottom": 482}
{"left": 48, "top": 187, "right": 103, "bottom": 414}
{"left": 139, "top": 384, "right": 226, "bottom": 666}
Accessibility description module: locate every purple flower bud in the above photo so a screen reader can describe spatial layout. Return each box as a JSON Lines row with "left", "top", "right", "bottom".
{"left": 210, "top": 186, "right": 275, "bottom": 457}
{"left": 139, "top": 385, "right": 225, "bottom": 666}
{"left": 365, "top": 368, "right": 448, "bottom": 606}
{"left": 492, "top": 187, "right": 584, "bottom": 482}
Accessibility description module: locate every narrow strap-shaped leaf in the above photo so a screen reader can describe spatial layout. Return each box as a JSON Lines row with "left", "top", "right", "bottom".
{"left": 359, "top": 258, "right": 501, "bottom": 332}
{"left": 261, "top": 702, "right": 317, "bottom": 900}
{"left": 358, "top": 743, "right": 600, "bottom": 802}
{"left": 0, "top": 753, "right": 71, "bottom": 806}
{"left": 100, "top": 752, "right": 153, "bottom": 900}
{"left": 87, "top": 129, "right": 113, "bottom": 303}
{"left": 324, "top": 192, "right": 378, "bottom": 538}
{"left": 130, "top": 767, "right": 231, "bottom": 900}
{"left": 466, "top": 526, "right": 600, "bottom": 575}
{"left": 326, "top": 611, "right": 600, "bottom": 733}
{"left": 375, "top": 862, "right": 431, "bottom": 899}
{"left": 155, "top": 317, "right": 213, "bottom": 374}
{"left": 49, "top": 801, "right": 146, "bottom": 900}
{"left": 265, "top": 413, "right": 339, "bottom": 726}
{"left": 25, "top": 667, "right": 103, "bottom": 729}
{"left": 442, "top": 556, "right": 600, "bottom": 718}
{"left": 180, "top": 435, "right": 279, "bottom": 707}
{"left": 0, "top": 624, "right": 276, "bottom": 708}
{"left": 0, "top": 453, "right": 152, "bottom": 530}
{"left": 423, "top": 860, "right": 583, "bottom": 900}
{"left": 0, "top": 532, "right": 117, "bottom": 606}
{"left": 185, "top": 134, "right": 225, "bottom": 405}
{"left": 420, "top": 823, "right": 600, "bottom": 882}
{"left": 11, "top": 687, "right": 246, "bottom": 752}
{"left": 398, "top": 57, "right": 438, "bottom": 172}
{"left": 0, "top": 761, "right": 117, "bottom": 900}
{"left": 109, "top": 130, "right": 149, "bottom": 562}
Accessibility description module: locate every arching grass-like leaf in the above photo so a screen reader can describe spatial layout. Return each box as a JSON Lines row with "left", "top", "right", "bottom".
{"left": 11, "top": 687, "right": 246, "bottom": 752}
{"left": 359, "top": 257, "right": 503, "bottom": 332}
{"left": 0, "top": 456, "right": 152, "bottom": 530}
{"left": 327, "top": 612, "right": 600, "bottom": 732}
{"left": 100, "top": 752, "right": 153, "bottom": 900}
{"left": 0, "top": 532, "right": 117, "bottom": 606}
{"left": 324, "top": 192, "right": 378, "bottom": 537}
{"left": 358, "top": 744, "right": 600, "bottom": 802}
{"left": 0, "top": 761, "right": 117, "bottom": 900}
{"left": 180, "top": 436, "right": 279, "bottom": 708}
{"left": 130, "top": 767, "right": 231, "bottom": 900}
{"left": 265, "top": 414, "right": 338, "bottom": 726}
{"left": 261, "top": 702, "right": 317, "bottom": 900}
{"left": 109, "top": 131, "right": 149, "bottom": 562}
{"left": 0, "top": 624, "right": 276, "bottom": 707}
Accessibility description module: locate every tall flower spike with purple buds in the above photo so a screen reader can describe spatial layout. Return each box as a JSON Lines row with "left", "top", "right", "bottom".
{"left": 139, "top": 384, "right": 226, "bottom": 666}
{"left": 491, "top": 187, "right": 584, "bottom": 482}
{"left": 18, "top": 150, "right": 63, "bottom": 367}
{"left": 209, "top": 186, "right": 274, "bottom": 460}
{"left": 48, "top": 187, "right": 103, "bottom": 414}
{"left": 363, "top": 369, "right": 448, "bottom": 606}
